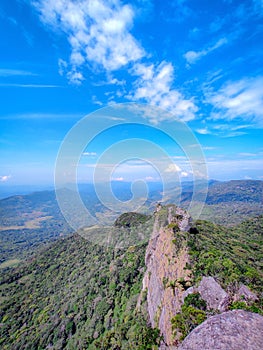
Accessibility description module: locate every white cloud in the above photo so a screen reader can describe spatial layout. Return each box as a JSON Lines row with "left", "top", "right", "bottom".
{"left": 67, "top": 70, "right": 84, "bottom": 85}
{"left": 82, "top": 152, "right": 97, "bottom": 156}
{"left": 196, "top": 128, "right": 210, "bottom": 135}
{"left": 0, "top": 175, "right": 11, "bottom": 182}
{"left": 0, "top": 113, "right": 80, "bottom": 120}
{"left": 238, "top": 152, "right": 257, "bottom": 157}
{"left": 202, "top": 146, "right": 216, "bottom": 150}
{"left": 184, "top": 38, "right": 228, "bottom": 65}
{"left": 0, "top": 83, "right": 60, "bottom": 88}
{"left": 131, "top": 62, "right": 197, "bottom": 121}
{"left": 165, "top": 163, "right": 182, "bottom": 173}
{"left": 33, "top": 0, "right": 198, "bottom": 122}
{"left": 181, "top": 171, "right": 189, "bottom": 177}
{"left": 145, "top": 176, "right": 154, "bottom": 181}
{"left": 112, "top": 176, "right": 124, "bottom": 181}
{"left": 206, "top": 76, "right": 263, "bottom": 123}
{"left": 0, "top": 69, "right": 36, "bottom": 77}
{"left": 93, "top": 75, "right": 126, "bottom": 87}
{"left": 91, "top": 95, "right": 103, "bottom": 106}
{"left": 34, "top": 0, "right": 144, "bottom": 80}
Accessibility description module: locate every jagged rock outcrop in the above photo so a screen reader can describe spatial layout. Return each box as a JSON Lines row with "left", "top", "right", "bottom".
{"left": 233, "top": 284, "right": 258, "bottom": 303}
{"left": 182, "top": 276, "right": 229, "bottom": 312}
{"left": 142, "top": 204, "right": 192, "bottom": 348}
{"left": 140, "top": 204, "right": 262, "bottom": 349}
{"left": 198, "top": 276, "right": 229, "bottom": 312}
{"left": 178, "top": 310, "right": 263, "bottom": 350}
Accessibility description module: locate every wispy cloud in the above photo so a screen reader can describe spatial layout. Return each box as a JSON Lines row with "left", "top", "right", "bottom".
{"left": 195, "top": 122, "right": 251, "bottom": 138}
{"left": 202, "top": 146, "right": 217, "bottom": 150}
{"left": 164, "top": 163, "right": 182, "bottom": 173}
{"left": 184, "top": 37, "right": 228, "bottom": 65}
{"left": 206, "top": 76, "right": 263, "bottom": 124}
{"left": 0, "top": 113, "right": 81, "bottom": 120}
{"left": 0, "top": 83, "right": 61, "bottom": 88}
{"left": 0, "top": 69, "right": 36, "bottom": 77}
{"left": 0, "top": 175, "right": 11, "bottom": 182}
{"left": 82, "top": 152, "right": 97, "bottom": 156}
{"left": 238, "top": 152, "right": 257, "bottom": 157}
{"left": 195, "top": 128, "right": 210, "bottom": 135}
{"left": 130, "top": 62, "right": 197, "bottom": 121}
{"left": 112, "top": 176, "right": 124, "bottom": 181}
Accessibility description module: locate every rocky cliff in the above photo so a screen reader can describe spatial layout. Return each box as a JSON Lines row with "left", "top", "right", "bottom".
{"left": 141, "top": 204, "right": 192, "bottom": 348}
{"left": 140, "top": 204, "right": 263, "bottom": 349}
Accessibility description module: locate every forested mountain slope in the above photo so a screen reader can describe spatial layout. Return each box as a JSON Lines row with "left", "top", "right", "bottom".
{"left": 1, "top": 206, "right": 263, "bottom": 349}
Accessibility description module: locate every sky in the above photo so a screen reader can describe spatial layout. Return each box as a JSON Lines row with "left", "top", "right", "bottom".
{"left": 0, "top": 0, "right": 263, "bottom": 187}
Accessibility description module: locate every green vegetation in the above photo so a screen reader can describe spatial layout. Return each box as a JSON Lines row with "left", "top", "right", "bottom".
{"left": 171, "top": 293, "right": 207, "bottom": 341}
{"left": 171, "top": 214, "right": 263, "bottom": 341}
{"left": 181, "top": 180, "right": 263, "bottom": 225}
{"left": 1, "top": 180, "right": 263, "bottom": 263}
{"left": 0, "top": 259, "right": 20, "bottom": 269}
{"left": 167, "top": 222, "right": 179, "bottom": 233}
{"left": 0, "top": 234, "right": 161, "bottom": 349}
{"left": 188, "top": 216, "right": 263, "bottom": 294}
{"left": 114, "top": 212, "right": 151, "bottom": 228}
{"left": 205, "top": 180, "right": 263, "bottom": 204}
{"left": 0, "top": 191, "right": 72, "bottom": 263}
{"left": 0, "top": 192, "right": 263, "bottom": 348}
{"left": 229, "top": 301, "right": 262, "bottom": 314}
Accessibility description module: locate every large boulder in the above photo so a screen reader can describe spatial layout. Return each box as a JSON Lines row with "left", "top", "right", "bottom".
{"left": 179, "top": 310, "right": 263, "bottom": 350}
{"left": 198, "top": 276, "right": 229, "bottom": 312}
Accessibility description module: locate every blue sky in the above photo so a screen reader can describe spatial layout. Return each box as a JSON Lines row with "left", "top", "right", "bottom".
{"left": 0, "top": 0, "right": 263, "bottom": 186}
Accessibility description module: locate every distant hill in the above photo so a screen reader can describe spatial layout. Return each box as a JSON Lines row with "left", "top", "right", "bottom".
{"left": 206, "top": 180, "right": 263, "bottom": 204}
{"left": 0, "top": 182, "right": 161, "bottom": 264}
{"left": 0, "top": 180, "right": 262, "bottom": 264}
{"left": 163, "top": 180, "right": 263, "bottom": 225}
{"left": 194, "top": 180, "right": 263, "bottom": 225}
{"left": 0, "top": 190, "right": 72, "bottom": 264}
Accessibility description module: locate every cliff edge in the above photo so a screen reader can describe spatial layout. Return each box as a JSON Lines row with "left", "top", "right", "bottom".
{"left": 140, "top": 204, "right": 263, "bottom": 349}
{"left": 142, "top": 204, "right": 192, "bottom": 348}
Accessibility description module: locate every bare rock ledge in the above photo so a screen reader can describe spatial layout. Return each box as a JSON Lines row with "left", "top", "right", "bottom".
{"left": 178, "top": 310, "right": 263, "bottom": 350}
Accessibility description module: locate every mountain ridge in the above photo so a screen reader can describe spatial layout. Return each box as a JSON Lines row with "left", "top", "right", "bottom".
{"left": 1, "top": 203, "right": 263, "bottom": 349}
{"left": 1, "top": 179, "right": 262, "bottom": 264}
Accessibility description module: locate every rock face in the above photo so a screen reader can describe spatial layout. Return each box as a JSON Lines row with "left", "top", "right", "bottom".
{"left": 178, "top": 310, "right": 263, "bottom": 350}
{"left": 198, "top": 276, "right": 229, "bottom": 312}
{"left": 140, "top": 204, "right": 262, "bottom": 349}
{"left": 181, "top": 276, "right": 230, "bottom": 312}
{"left": 142, "top": 205, "right": 192, "bottom": 348}
{"left": 233, "top": 284, "right": 258, "bottom": 303}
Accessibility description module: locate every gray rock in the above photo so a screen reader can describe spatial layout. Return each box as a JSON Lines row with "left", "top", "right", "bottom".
{"left": 233, "top": 284, "right": 258, "bottom": 303}
{"left": 198, "top": 276, "right": 229, "bottom": 312}
{"left": 178, "top": 310, "right": 263, "bottom": 350}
